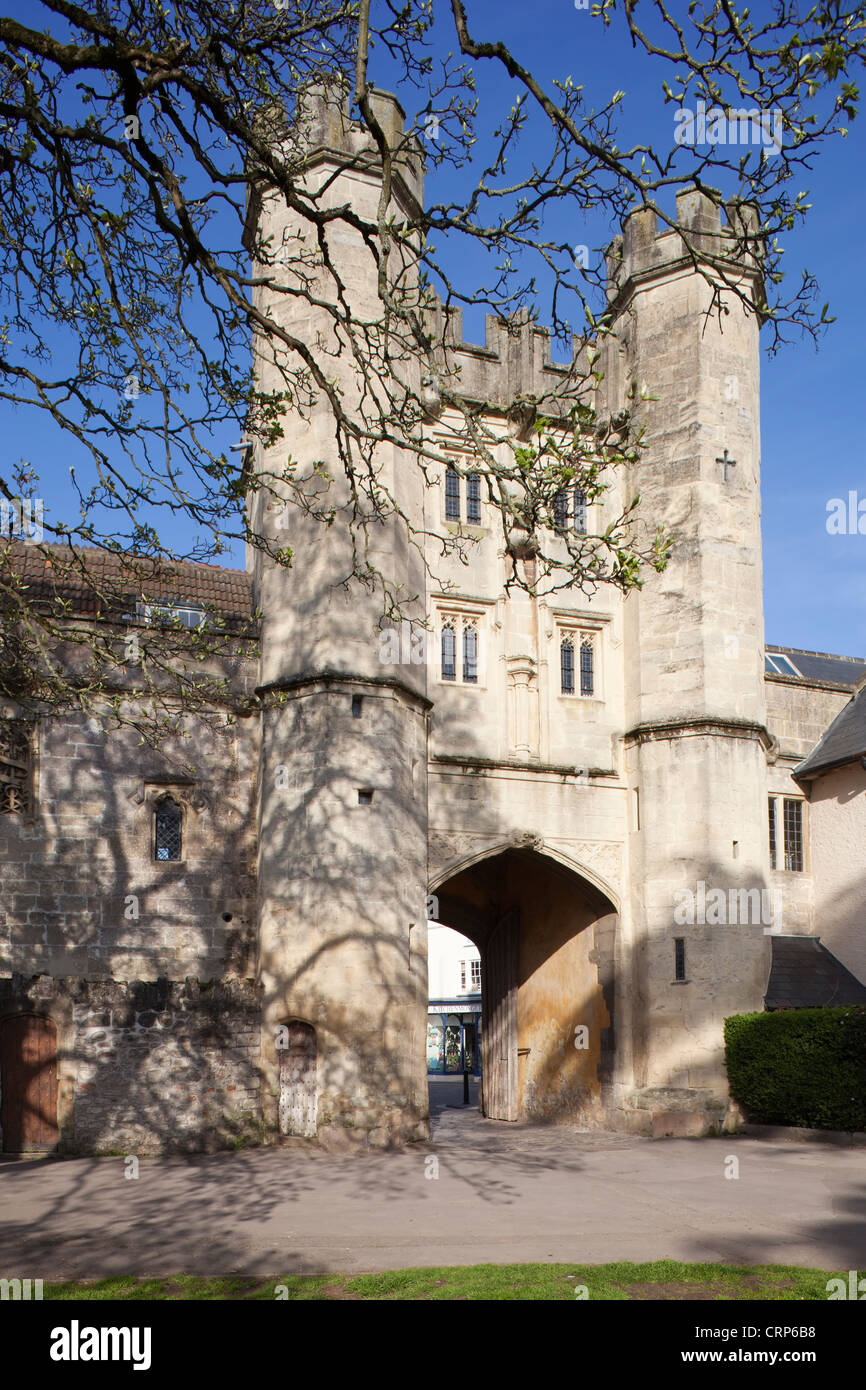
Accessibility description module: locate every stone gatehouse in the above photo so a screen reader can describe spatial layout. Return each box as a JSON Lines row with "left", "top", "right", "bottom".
{"left": 2, "top": 86, "right": 865, "bottom": 1154}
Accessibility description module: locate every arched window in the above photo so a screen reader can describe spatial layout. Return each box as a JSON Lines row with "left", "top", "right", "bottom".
{"left": 445, "top": 466, "right": 460, "bottom": 520}
{"left": 580, "top": 639, "right": 594, "bottom": 696}
{"left": 463, "top": 624, "right": 478, "bottom": 683}
{"left": 553, "top": 489, "right": 568, "bottom": 529}
{"left": 466, "top": 473, "right": 481, "bottom": 524}
{"left": 154, "top": 796, "right": 183, "bottom": 861}
{"left": 573, "top": 487, "right": 587, "bottom": 535}
{"left": 441, "top": 624, "right": 457, "bottom": 681}
{"left": 561, "top": 638, "right": 575, "bottom": 695}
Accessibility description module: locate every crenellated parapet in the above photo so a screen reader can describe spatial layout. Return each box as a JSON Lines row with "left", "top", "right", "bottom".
{"left": 292, "top": 79, "right": 425, "bottom": 217}
{"left": 424, "top": 301, "right": 596, "bottom": 415}
{"left": 421, "top": 187, "right": 761, "bottom": 412}
{"left": 606, "top": 188, "right": 762, "bottom": 313}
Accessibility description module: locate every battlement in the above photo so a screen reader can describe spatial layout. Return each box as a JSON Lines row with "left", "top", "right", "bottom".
{"left": 424, "top": 301, "right": 592, "bottom": 413}
{"left": 293, "top": 79, "right": 424, "bottom": 214}
{"left": 606, "top": 188, "right": 762, "bottom": 306}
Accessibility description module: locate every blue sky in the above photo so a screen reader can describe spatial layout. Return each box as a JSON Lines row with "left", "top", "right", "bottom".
{"left": 3, "top": 0, "right": 865, "bottom": 657}
{"left": 383, "top": 0, "right": 866, "bottom": 659}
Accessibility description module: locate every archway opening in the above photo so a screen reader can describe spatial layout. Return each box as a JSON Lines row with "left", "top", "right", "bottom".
{"left": 426, "top": 922, "right": 483, "bottom": 1119}
{"left": 277, "top": 1019, "right": 318, "bottom": 1138}
{"left": 433, "top": 848, "right": 617, "bottom": 1124}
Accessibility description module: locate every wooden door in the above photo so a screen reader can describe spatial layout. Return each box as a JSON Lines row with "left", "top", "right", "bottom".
{"left": 278, "top": 1022, "right": 318, "bottom": 1138}
{"left": 0, "top": 1014, "right": 58, "bottom": 1152}
{"left": 481, "top": 910, "right": 518, "bottom": 1121}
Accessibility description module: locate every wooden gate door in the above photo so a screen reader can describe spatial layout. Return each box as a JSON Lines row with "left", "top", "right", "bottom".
{"left": 0, "top": 1014, "right": 58, "bottom": 1152}
{"left": 481, "top": 910, "right": 518, "bottom": 1121}
{"left": 278, "top": 1022, "right": 318, "bottom": 1137}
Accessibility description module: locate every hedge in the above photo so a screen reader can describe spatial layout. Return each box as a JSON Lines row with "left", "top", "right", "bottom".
{"left": 724, "top": 1006, "right": 866, "bottom": 1132}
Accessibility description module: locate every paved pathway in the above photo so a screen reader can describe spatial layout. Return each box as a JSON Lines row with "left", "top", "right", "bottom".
{"left": 1, "top": 1088, "right": 864, "bottom": 1277}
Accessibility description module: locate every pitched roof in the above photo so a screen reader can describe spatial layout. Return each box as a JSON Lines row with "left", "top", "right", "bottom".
{"left": 766, "top": 644, "right": 866, "bottom": 687}
{"left": 1, "top": 540, "right": 253, "bottom": 619}
{"left": 765, "top": 936, "right": 866, "bottom": 1009}
{"left": 794, "top": 681, "right": 866, "bottom": 780}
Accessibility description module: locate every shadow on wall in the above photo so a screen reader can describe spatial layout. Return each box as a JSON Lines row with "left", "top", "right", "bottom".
{"left": 435, "top": 846, "right": 616, "bottom": 1126}
{"left": 8, "top": 666, "right": 866, "bottom": 1155}
{"left": 0, "top": 708, "right": 261, "bottom": 1158}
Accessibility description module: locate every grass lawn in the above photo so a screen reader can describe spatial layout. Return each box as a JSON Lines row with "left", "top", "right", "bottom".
{"left": 43, "top": 1261, "right": 847, "bottom": 1301}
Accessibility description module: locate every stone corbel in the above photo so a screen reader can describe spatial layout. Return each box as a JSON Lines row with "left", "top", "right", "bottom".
{"left": 509, "top": 829, "right": 543, "bottom": 852}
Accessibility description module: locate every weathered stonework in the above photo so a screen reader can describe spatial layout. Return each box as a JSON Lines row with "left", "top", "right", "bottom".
{"left": 1, "top": 86, "right": 863, "bottom": 1154}
{"left": 0, "top": 974, "right": 262, "bottom": 1154}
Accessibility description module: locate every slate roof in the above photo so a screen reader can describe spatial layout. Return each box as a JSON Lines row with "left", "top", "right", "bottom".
{"left": 765, "top": 936, "right": 866, "bottom": 1010}
{"left": 766, "top": 645, "right": 866, "bottom": 687}
{"left": 1, "top": 539, "right": 253, "bottom": 619}
{"left": 794, "top": 683, "right": 866, "bottom": 780}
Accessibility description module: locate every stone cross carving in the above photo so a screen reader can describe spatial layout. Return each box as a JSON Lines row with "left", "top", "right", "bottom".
{"left": 716, "top": 448, "right": 737, "bottom": 483}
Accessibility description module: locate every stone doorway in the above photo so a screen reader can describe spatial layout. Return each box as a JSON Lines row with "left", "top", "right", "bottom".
{"left": 433, "top": 848, "right": 617, "bottom": 1124}
{"left": 278, "top": 1021, "right": 318, "bottom": 1138}
{"left": 0, "top": 1013, "right": 58, "bottom": 1152}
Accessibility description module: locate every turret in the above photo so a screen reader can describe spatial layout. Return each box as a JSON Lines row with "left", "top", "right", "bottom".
{"left": 602, "top": 188, "right": 772, "bottom": 1130}
{"left": 247, "top": 83, "right": 430, "bottom": 1147}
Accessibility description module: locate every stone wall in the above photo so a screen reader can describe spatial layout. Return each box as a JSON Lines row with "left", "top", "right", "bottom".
{"left": 0, "top": 973, "right": 263, "bottom": 1155}
{"left": 765, "top": 675, "right": 851, "bottom": 763}
{"left": 0, "top": 707, "right": 258, "bottom": 982}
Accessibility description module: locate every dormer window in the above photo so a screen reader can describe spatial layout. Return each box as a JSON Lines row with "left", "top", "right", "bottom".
{"left": 137, "top": 600, "right": 210, "bottom": 630}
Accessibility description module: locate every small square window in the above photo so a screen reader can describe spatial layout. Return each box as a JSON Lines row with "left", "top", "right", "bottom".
{"left": 358, "top": 789, "right": 374, "bottom": 805}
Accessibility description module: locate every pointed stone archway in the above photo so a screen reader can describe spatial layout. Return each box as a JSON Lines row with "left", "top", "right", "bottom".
{"left": 433, "top": 847, "right": 617, "bottom": 1124}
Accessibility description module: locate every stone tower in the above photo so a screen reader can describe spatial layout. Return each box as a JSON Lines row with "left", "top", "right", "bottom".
{"left": 603, "top": 191, "right": 772, "bottom": 1129}
{"left": 246, "top": 84, "right": 430, "bottom": 1146}
{"left": 245, "top": 85, "right": 775, "bottom": 1144}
